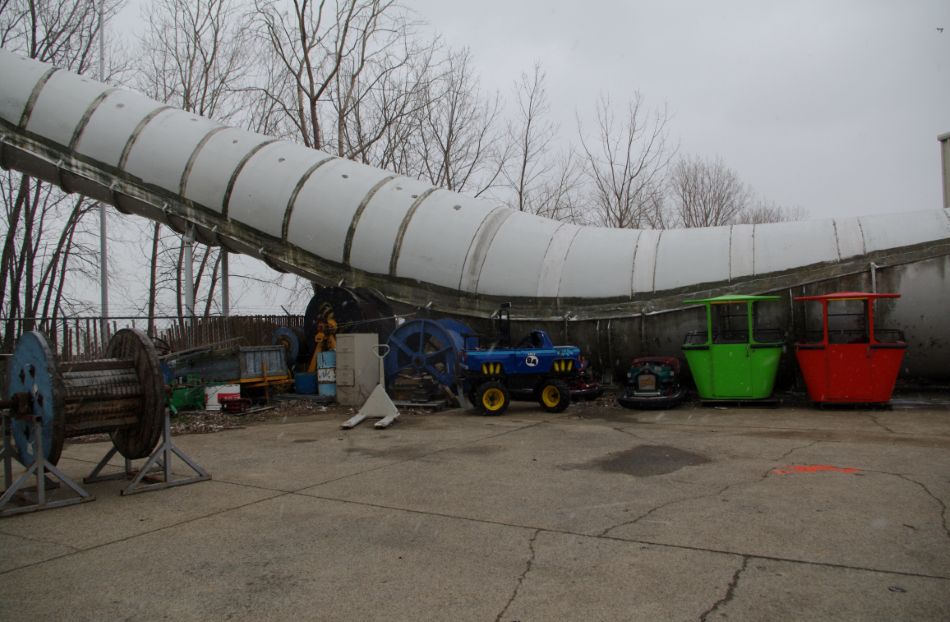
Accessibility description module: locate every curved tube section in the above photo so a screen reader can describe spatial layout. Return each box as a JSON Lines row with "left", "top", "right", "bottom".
{"left": 1, "top": 49, "right": 949, "bottom": 323}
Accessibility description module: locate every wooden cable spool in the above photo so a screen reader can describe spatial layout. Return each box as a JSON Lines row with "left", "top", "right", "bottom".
{"left": 5, "top": 329, "right": 165, "bottom": 466}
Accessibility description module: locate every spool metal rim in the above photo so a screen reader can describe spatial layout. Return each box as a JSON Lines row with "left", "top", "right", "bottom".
{"left": 6, "top": 331, "right": 66, "bottom": 466}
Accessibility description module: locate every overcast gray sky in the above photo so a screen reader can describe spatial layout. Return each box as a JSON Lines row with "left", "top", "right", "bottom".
{"left": 399, "top": 0, "right": 950, "bottom": 218}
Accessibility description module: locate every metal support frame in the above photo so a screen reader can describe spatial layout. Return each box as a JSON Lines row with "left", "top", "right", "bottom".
{"left": 85, "top": 408, "right": 210, "bottom": 495}
{"left": 1, "top": 413, "right": 93, "bottom": 518}
{"left": 342, "top": 344, "right": 400, "bottom": 429}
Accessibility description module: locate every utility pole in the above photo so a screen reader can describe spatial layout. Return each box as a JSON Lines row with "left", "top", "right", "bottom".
{"left": 221, "top": 251, "right": 230, "bottom": 317}
{"left": 98, "top": 0, "right": 109, "bottom": 345}
{"left": 183, "top": 226, "right": 196, "bottom": 325}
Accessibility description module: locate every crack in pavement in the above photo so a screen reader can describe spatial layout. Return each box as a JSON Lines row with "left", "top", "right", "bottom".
{"left": 307, "top": 490, "right": 950, "bottom": 580}
{"left": 610, "top": 425, "right": 653, "bottom": 442}
{"left": 865, "top": 413, "right": 896, "bottom": 435}
{"left": 7, "top": 415, "right": 948, "bottom": 593}
{"left": 0, "top": 490, "right": 288, "bottom": 577}
{"left": 772, "top": 439, "right": 821, "bottom": 462}
{"left": 0, "top": 529, "right": 81, "bottom": 553}
{"left": 699, "top": 555, "right": 749, "bottom": 621}
{"left": 494, "top": 529, "right": 541, "bottom": 622}
{"left": 865, "top": 469, "right": 950, "bottom": 541}
{"left": 608, "top": 419, "right": 894, "bottom": 435}
{"left": 599, "top": 440, "right": 820, "bottom": 538}
{"left": 0, "top": 418, "right": 566, "bottom": 578}
{"left": 599, "top": 473, "right": 762, "bottom": 538}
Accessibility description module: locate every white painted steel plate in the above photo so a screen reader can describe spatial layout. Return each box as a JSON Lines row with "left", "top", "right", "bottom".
{"left": 860, "top": 209, "right": 950, "bottom": 252}
{"left": 474, "top": 211, "right": 562, "bottom": 296}
{"left": 833, "top": 216, "right": 866, "bottom": 259}
{"left": 459, "top": 207, "right": 515, "bottom": 292}
{"left": 0, "top": 51, "right": 54, "bottom": 124}
{"left": 123, "top": 109, "right": 222, "bottom": 193}
{"left": 396, "top": 192, "right": 499, "bottom": 291}
{"left": 631, "top": 229, "right": 662, "bottom": 294}
{"left": 287, "top": 158, "right": 393, "bottom": 263}
{"left": 729, "top": 224, "right": 755, "bottom": 279}
{"left": 558, "top": 227, "right": 639, "bottom": 298}
{"left": 654, "top": 227, "right": 731, "bottom": 290}
{"left": 754, "top": 219, "right": 838, "bottom": 275}
{"left": 183, "top": 127, "right": 274, "bottom": 213}
{"left": 228, "top": 141, "right": 332, "bottom": 239}
{"left": 348, "top": 176, "right": 435, "bottom": 274}
{"left": 75, "top": 90, "right": 165, "bottom": 167}
{"left": 26, "top": 70, "right": 107, "bottom": 146}
{"left": 537, "top": 224, "right": 581, "bottom": 298}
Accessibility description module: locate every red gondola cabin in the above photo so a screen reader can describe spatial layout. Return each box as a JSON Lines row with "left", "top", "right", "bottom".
{"left": 794, "top": 292, "right": 907, "bottom": 405}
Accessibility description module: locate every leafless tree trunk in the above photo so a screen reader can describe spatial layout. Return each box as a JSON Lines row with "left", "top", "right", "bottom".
{"left": 500, "top": 63, "right": 584, "bottom": 222}
{"left": 140, "top": 0, "right": 250, "bottom": 121}
{"left": 332, "top": 26, "right": 437, "bottom": 166}
{"left": 504, "top": 63, "right": 554, "bottom": 211}
{"left": 414, "top": 47, "right": 507, "bottom": 196}
{"left": 578, "top": 93, "right": 674, "bottom": 229}
{"left": 254, "top": 0, "right": 369, "bottom": 150}
{"left": 0, "top": 0, "right": 123, "bottom": 349}
{"left": 137, "top": 0, "right": 250, "bottom": 325}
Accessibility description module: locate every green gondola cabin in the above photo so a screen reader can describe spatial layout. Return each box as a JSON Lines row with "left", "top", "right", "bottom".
{"left": 682, "top": 295, "right": 785, "bottom": 400}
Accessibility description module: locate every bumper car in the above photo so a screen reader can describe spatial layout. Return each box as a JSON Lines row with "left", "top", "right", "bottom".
{"left": 617, "top": 356, "right": 685, "bottom": 409}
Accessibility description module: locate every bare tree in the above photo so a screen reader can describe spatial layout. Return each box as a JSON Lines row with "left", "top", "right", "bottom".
{"left": 140, "top": 0, "right": 250, "bottom": 120}
{"left": 369, "top": 48, "right": 439, "bottom": 174}
{"left": 413, "top": 47, "right": 507, "bottom": 196}
{"left": 735, "top": 198, "right": 806, "bottom": 224}
{"left": 325, "top": 7, "right": 437, "bottom": 165}
{"left": 668, "top": 155, "right": 806, "bottom": 227}
{"left": 0, "top": 0, "right": 124, "bottom": 349}
{"left": 668, "top": 155, "right": 749, "bottom": 227}
{"left": 494, "top": 62, "right": 581, "bottom": 222}
{"left": 136, "top": 0, "right": 250, "bottom": 329}
{"left": 254, "top": 0, "right": 409, "bottom": 152}
{"left": 578, "top": 93, "right": 674, "bottom": 229}
{"left": 504, "top": 63, "right": 555, "bottom": 212}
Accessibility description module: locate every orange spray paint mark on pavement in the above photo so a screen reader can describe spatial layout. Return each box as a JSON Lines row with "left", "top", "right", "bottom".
{"left": 772, "top": 465, "right": 860, "bottom": 476}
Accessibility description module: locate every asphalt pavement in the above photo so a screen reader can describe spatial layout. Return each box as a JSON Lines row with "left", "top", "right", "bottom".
{"left": 1, "top": 399, "right": 948, "bottom": 621}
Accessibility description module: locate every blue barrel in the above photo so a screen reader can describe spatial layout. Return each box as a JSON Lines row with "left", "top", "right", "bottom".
{"left": 295, "top": 372, "right": 318, "bottom": 395}
{"left": 317, "top": 351, "right": 337, "bottom": 397}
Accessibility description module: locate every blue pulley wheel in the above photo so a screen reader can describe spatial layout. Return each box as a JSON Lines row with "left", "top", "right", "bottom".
{"left": 385, "top": 319, "right": 474, "bottom": 390}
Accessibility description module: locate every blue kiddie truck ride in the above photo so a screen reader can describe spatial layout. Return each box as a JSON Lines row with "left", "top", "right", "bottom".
{"left": 459, "top": 304, "right": 583, "bottom": 415}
